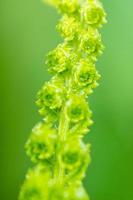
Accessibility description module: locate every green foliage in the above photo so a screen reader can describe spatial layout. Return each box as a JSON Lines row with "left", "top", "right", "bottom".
{"left": 19, "top": 0, "right": 106, "bottom": 199}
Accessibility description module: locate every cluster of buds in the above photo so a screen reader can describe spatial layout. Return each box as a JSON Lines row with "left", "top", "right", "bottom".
{"left": 19, "top": 0, "right": 106, "bottom": 200}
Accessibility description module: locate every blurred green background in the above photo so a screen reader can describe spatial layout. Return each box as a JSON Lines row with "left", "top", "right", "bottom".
{"left": 0, "top": 0, "right": 133, "bottom": 200}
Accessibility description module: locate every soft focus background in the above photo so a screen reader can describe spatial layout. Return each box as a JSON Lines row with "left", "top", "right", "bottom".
{"left": 0, "top": 0, "right": 133, "bottom": 200}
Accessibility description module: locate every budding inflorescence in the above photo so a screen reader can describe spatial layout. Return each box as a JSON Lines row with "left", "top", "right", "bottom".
{"left": 19, "top": 0, "right": 106, "bottom": 200}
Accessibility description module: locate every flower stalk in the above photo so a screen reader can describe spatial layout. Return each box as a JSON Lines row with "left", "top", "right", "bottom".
{"left": 19, "top": 0, "right": 107, "bottom": 200}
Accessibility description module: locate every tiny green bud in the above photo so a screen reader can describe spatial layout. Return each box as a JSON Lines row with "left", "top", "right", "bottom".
{"left": 74, "top": 59, "right": 101, "bottom": 88}
{"left": 82, "top": 0, "right": 107, "bottom": 28}
{"left": 79, "top": 27, "right": 104, "bottom": 58}
{"left": 36, "top": 81, "right": 63, "bottom": 109}
{"left": 46, "top": 44, "right": 76, "bottom": 74}
{"left": 66, "top": 185, "right": 90, "bottom": 200}
{"left": 38, "top": 106, "right": 60, "bottom": 123}
{"left": 61, "top": 138, "right": 91, "bottom": 171}
{"left": 48, "top": 184, "right": 67, "bottom": 200}
{"left": 25, "top": 122, "right": 57, "bottom": 162}
{"left": 48, "top": 183, "right": 89, "bottom": 200}
{"left": 58, "top": 0, "right": 79, "bottom": 15}
{"left": 57, "top": 15, "right": 80, "bottom": 41}
{"left": 19, "top": 165, "right": 50, "bottom": 200}
{"left": 65, "top": 94, "right": 91, "bottom": 123}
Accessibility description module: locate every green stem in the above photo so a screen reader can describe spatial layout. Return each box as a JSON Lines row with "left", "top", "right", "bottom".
{"left": 58, "top": 107, "right": 69, "bottom": 183}
{"left": 55, "top": 78, "right": 71, "bottom": 184}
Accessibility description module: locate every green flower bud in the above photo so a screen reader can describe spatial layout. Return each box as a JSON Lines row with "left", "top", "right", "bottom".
{"left": 38, "top": 106, "right": 60, "bottom": 123}
{"left": 65, "top": 94, "right": 91, "bottom": 123}
{"left": 57, "top": 15, "right": 80, "bottom": 41}
{"left": 61, "top": 138, "right": 91, "bottom": 171}
{"left": 46, "top": 44, "right": 77, "bottom": 74}
{"left": 79, "top": 28, "right": 104, "bottom": 58}
{"left": 82, "top": 0, "right": 106, "bottom": 28}
{"left": 48, "top": 184, "right": 67, "bottom": 200}
{"left": 48, "top": 184, "right": 89, "bottom": 200}
{"left": 36, "top": 81, "right": 63, "bottom": 110}
{"left": 58, "top": 0, "right": 79, "bottom": 15}
{"left": 19, "top": 165, "right": 50, "bottom": 200}
{"left": 65, "top": 185, "right": 90, "bottom": 200}
{"left": 74, "top": 59, "right": 101, "bottom": 88}
{"left": 25, "top": 122, "right": 57, "bottom": 162}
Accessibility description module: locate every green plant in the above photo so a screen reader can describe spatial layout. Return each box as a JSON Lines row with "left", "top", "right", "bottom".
{"left": 19, "top": 0, "right": 106, "bottom": 199}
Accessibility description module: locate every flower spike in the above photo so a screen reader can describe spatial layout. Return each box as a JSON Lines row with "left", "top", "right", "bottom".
{"left": 19, "top": 0, "right": 107, "bottom": 200}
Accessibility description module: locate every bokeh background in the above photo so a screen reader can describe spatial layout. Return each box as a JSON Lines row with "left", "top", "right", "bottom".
{"left": 0, "top": 0, "right": 133, "bottom": 200}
